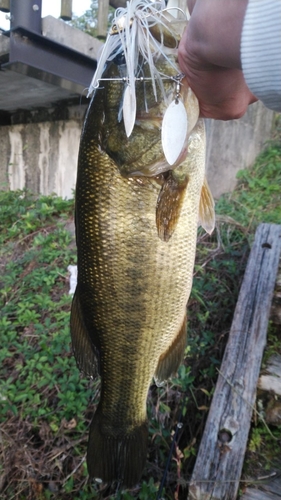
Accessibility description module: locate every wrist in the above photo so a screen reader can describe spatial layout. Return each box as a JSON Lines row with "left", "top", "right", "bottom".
{"left": 187, "top": 0, "right": 248, "bottom": 69}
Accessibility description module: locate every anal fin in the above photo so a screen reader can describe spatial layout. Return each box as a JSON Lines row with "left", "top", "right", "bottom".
{"left": 154, "top": 313, "right": 187, "bottom": 384}
{"left": 70, "top": 291, "right": 99, "bottom": 378}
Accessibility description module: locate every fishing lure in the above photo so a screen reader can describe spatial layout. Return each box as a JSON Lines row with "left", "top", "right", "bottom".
{"left": 88, "top": 0, "right": 189, "bottom": 165}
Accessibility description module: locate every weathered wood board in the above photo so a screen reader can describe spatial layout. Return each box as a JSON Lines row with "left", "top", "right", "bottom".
{"left": 188, "top": 224, "right": 281, "bottom": 500}
{"left": 258, "top": 354, "right": 281, "bottom": 396}
{"left": 97, "top": 0, "right": 110, "bottom": 37}
{"left": 270, "top": 260, "right": 281, "bottom": 324}
{"left": 241, "top": 476, "right": 281, "bottom": 499}
{"left": 241, "top": 489, "right": 281, "bottom": 500}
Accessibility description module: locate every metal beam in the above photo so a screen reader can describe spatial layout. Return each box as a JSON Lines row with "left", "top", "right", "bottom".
{"left": 4, "top": 27, "right": 96, "bottom": 93}
{"left": 10, "top": 0, "right": 42, "bottom": 33}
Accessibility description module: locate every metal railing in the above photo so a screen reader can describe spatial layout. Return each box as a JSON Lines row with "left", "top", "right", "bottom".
{"left": 0, "top": 0, "right": 73, "bottom": 24}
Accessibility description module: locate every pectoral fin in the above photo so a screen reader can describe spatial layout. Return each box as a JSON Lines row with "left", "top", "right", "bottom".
{"left": 70, "top": 291, "right": 99, "bottom": 378}
{"left": 198, "top": 177, "right": 215, "bottom": 235}
{"left": 156, "top": 171, "right": 189, "bottom": 242}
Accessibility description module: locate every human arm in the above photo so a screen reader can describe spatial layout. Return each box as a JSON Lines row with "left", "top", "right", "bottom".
{"left": 177, "top": 0, "right": 258, "bottom": 120}
{"left": 241, "top": 0, "right": 281, "bottom": 112}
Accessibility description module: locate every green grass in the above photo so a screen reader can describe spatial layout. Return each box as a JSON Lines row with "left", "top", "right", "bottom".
{"left": 0, "top": 192, "right": 96, "bottom": 499}
{"left": 0, "top": 136, "right": 280, "bottom": 499}
{"left": 215, "top": 141, "right": 281, "bottom": 229}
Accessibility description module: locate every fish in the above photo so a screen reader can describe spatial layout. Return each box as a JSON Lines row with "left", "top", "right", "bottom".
{"left": 70, "top": 0, "right": 215, "bottom": 488}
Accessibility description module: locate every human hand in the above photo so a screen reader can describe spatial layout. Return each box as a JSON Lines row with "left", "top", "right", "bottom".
{"left": 178, "top": 0, "right": 258, "bottom": 120}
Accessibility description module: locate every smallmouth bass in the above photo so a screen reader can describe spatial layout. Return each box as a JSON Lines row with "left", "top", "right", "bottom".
{"left": 70, "top": 0, "right": 215, "bottom": 488}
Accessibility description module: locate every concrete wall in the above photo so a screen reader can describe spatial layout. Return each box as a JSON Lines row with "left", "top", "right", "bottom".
{"left": 0, "top": 106, "right": 86, "bottom": 198}
{"left": 205, "top": 101, "right": 275, "bottom": 198}
{"left": 0, "top": 101, "right": 275, "bottom": 200}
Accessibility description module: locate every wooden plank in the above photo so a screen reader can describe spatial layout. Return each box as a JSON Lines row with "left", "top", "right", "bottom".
{"left": 264, "top": 478, "right": 281, "bottom": 496}
{"left": 241, "top": 489, "right": 281, "bottom": 500}
{"left": 264, "top": 354, "right": 281, "bottom": 378}
{"left": 270, "top": 260, "right": 281, "bottom": 324}
{"left": 97, "top": 0, "right": 109, "bottom": 38}
{"left": 60, "top": 0, "right": 72, "bottom": 20}
{"left": 241, "top": 477, "right": 281, "bottom": 500}
{"left": 258, "top": 354, "right": 281, "bottom": 396}
{"left": 258, "top": 374, "right": 281, "bottom": 396}
{"left": 188, "top": 224, "right": 281, "bottom": 500}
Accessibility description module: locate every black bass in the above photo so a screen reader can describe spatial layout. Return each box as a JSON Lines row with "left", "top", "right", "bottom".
{"left": 70, "top": 0, "right": 215, "bottom": 487}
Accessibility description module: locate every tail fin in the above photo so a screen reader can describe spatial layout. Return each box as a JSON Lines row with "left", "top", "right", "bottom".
{"left": 87, "top": 407, "right": 148, "bottom": 487}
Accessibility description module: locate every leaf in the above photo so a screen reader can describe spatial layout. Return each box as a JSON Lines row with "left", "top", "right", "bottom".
{"left": 200, "top": 388, "right": 211, "bottom": 396}
{"left": 62, "top": 418, "right": 77, "bottom": 430}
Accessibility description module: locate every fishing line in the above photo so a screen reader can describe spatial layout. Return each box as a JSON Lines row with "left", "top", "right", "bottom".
{"left": 115, "top": 481, "right": 122, "bottom": 500}
{"left": 156, "top": 393, "right": 188, "bottom": 500}
{"left": 156, "top": 420, "right": 183, "bottom": 499}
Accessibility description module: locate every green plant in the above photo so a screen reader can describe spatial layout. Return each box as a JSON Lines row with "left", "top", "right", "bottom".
{"left": 0, "top": 191, "right": 96, "bottom": 499}
{"left": 0, "top": 135, "right": 280, "bottom": 499}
